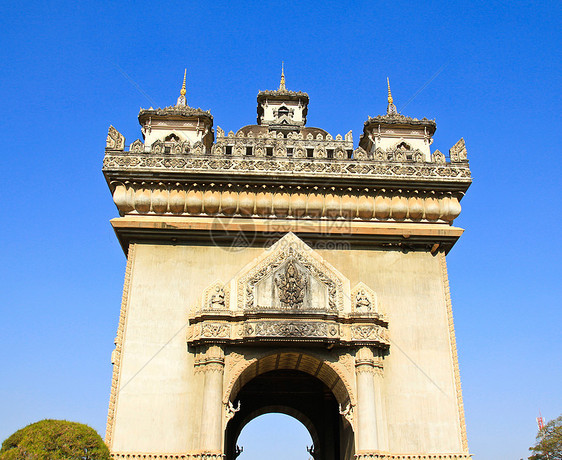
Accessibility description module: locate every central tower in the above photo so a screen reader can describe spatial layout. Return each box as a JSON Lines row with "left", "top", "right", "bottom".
{"left": 104, "top": 70, "right": 471, "bottom": 460}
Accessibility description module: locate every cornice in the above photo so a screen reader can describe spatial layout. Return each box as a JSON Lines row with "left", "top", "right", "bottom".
{"left": 138, "top": 106, "right": 213, "bottom": 123}
{"left": 363, "top": 114, "right": 437, "bottom": 135}
{"left": 257, "top": 89, "right": 309, "bottom": 102}
{"left": 109, "top": 216, "right": 464, "bottom": 255}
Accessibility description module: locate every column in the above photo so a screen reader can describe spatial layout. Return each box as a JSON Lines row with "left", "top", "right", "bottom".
{"left": 355, "top": 346, "right": 379, "bottom": 453}
{"left": 373, "top": 348, "right": 388, "bottom": 451}
{"left": 199, "top": 345, "right": 225, "bottom": 458}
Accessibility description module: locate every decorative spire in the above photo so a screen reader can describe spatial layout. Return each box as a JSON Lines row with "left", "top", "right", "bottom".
{"left": 279, "top": 61, "right": 286, "bottom": 91}
{"left": 386, "top": 77, "right": 398, "bottom": 115}
{"left": 177, "top": 69, "right": 187, "bottom": 106}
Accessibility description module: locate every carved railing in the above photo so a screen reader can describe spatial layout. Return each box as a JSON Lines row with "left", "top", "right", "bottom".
{"left": 105, "top": 125, "right": 469, "bottom": 165}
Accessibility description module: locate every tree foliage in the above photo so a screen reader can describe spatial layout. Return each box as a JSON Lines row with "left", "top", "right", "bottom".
{"left": 529, "top": 415, "right": 562, "bottom": 460}
{"left": 0, "top": 419, "right": 110, "bottom": 460}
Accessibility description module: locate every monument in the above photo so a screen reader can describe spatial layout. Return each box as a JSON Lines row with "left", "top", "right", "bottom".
{"left": 103, "top": 68, "right": 472, "bottom": 459}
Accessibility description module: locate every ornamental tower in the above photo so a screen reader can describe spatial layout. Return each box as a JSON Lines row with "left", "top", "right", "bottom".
{"left": 104, "top": 70, "right": 471, "bottom": 460}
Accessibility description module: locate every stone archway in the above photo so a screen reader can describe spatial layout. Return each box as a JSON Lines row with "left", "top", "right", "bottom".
{"left": 224, "top": 351, "right": 355, "bottom": 460}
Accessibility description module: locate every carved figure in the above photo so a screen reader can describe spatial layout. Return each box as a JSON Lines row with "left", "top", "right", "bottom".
{"left": 210, "top": 286, "right": 226, "bottom": 309}
{"left": 355, "top": 289, "right": 371, "bottom": 311}
{"left": 307, "top": 444, "right": 318, "bottom": 460}
{"left": 339, "top": 402, "right": 354, "bottom": 425}
{"left": 275, "top": 260, "right": 307, "bottom": 309}
{"left": 225, "top": 400, "right": 241, "bottom": 422}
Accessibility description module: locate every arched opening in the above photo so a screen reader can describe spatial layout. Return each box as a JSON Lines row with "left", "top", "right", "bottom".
{"left": 224, "top": 352, "right": 355, "bottom": 460}
{"left": 164, "top": 133, "right": 181, "bottom": 142}
{"left": 277, "top": 105, "right": 290, "bottom": 118}
{"left": 396, "top": 141, "right": 410, "bottom": 150}
{"left": 236, "top": 413, "right": 313, "bottom": 459}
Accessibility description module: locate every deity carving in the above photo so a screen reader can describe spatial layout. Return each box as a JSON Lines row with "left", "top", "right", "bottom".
{"left": 355, "top": 289, "right": 371, "bottom": 311}
{"left": 210, "top": 286, "right": 226, "bottom": 309}
{"left": 275, "top": 259, "right": 307, "bottom": 309}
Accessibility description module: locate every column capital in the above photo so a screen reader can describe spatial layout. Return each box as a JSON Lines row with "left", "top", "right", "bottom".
{"left": 355, "top": 346, "right": 384, "bottom": 374}
{"left": 195, "top": 345, "right": 225, "bottom": 372}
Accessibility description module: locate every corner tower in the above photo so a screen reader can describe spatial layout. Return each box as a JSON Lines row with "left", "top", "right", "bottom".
{"left": 103, "top": 73, "right": 471, "bottom": 460}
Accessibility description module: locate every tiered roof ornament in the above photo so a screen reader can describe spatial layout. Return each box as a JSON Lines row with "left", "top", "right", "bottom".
{"left": 358, "top": 79, "right": 438, "bottom": 161}
{"left": 256, "top": 64, "right": 310, "bottom": 128}
{"left": 132, "top": 69, "right": 214, "bottom": 153}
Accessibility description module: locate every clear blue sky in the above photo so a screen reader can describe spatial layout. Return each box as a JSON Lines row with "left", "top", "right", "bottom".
{"left": 0, "top": 1, "right": 560, "bottom": 459}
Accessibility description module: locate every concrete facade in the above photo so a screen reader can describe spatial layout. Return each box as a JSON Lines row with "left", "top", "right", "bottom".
{"left": 103, "top": 70, "right": 471, "bottom": 460}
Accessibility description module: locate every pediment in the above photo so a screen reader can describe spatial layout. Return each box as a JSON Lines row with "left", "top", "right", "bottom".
{"left": 236, "top": 233, "right": 350, "bottom": 313}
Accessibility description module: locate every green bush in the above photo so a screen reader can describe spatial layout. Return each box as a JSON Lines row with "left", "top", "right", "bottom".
{"left": 0, "top": 419, "right": 110, "bottom": 460}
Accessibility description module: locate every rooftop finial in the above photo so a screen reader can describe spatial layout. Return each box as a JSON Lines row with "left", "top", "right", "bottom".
{"left": 177, "top": 69, "right": 187, "bottom": 106}
{"left": 386, "top": 77, "right": 398, "bottom": 115}
{"left": 181, "top": 69, "right": 187, "bottom": 96}
{"left": 387, "top": 77, "right": 393, "bottom": 104}
{"left": 279, "top": 61, "right": 286, "bottom": 91}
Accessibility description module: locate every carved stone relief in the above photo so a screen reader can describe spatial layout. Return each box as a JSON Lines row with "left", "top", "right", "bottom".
{"left": 432, "top": 149, "right": 446, "bottom": 164}
{"left": 275, "top": 259, "right": 308, "bottom": 309}
{"left": 106, "top": 125, "right": 125, "bottom": 150}
{"left": 130, "top": 139, "right": 144, "bottom": 153}
{"left": 194, "top": 280, "right": 230, "bottom": 313}
{"left": 351, "top": 282, "right": 379, "bottom": 313}
{"left": 449, "top": 138, "right": 468, "bottom": 162}
{"left": 237, "top": 233, "right": 347, "bottom": 312}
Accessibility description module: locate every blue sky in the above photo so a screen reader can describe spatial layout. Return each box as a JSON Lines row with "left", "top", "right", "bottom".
{"left": 0, "top": 1, "right": 560, "bottom": 459}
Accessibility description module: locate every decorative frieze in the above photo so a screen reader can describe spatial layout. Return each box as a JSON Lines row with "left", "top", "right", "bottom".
{"left": 103, "top": 153, "right": 471, "bottom": 182}
{"left": 110, "top": 453, "right": 224, "bottom": 460}
{"left": 354, "top": 454, "right": 472, "bottom": 460}
{"left": 351, "top": 325, "right": 389, "bottom": 343}
{"left": 244, "top": 321, "right": 335, "bottom": 338}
